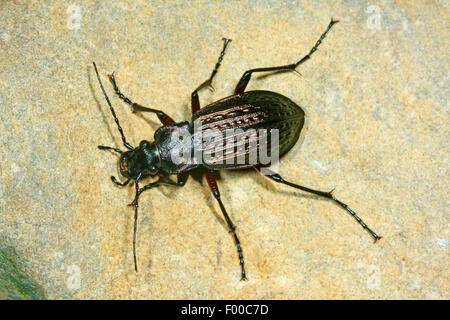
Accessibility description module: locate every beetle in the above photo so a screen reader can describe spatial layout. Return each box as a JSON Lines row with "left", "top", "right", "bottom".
{"left": 93, "top": 19, "right": 381, "bottom": 281}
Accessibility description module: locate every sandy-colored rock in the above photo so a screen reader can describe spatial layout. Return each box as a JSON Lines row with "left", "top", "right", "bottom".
{"left": 0, "top": 1, "right": 448, "bottom": 299}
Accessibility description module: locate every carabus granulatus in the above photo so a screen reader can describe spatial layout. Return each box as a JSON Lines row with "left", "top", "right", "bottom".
{"left": 93, "top": 19, "right": 381, "bottom": 281}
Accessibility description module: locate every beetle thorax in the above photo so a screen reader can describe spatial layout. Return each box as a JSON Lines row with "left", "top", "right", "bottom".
{"left": 119, "top": 140, "right": 160, "bottom": 179}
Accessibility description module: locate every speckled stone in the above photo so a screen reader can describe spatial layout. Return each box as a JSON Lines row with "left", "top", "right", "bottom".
{"left": 0, "top": 1, "right": 448, "bottom": 299}
{"left": 0, "top": 243, "right": 45, "bottom": 299}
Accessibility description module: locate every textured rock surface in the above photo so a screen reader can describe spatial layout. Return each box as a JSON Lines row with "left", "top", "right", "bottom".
{"left": 0, "top": 243, "right": 45, "bottom": 299}
{"left": 0, "top": 1, "right": 448, "bottom": 299}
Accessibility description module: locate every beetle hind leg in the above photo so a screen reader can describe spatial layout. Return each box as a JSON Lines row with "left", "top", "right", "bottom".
{"left": 255, "top": 166, "right": 382, "bottom": 242}
{"left": 234, "top": 19, "right": 339, "bottom": 94}
{"left": 205, "top": 170, "right": 247, "bottom": 281}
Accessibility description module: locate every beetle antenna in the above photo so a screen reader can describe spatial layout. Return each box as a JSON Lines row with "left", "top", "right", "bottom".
{"left": 93, "top": 62, "right": 134, "bottom": 151}
{"left": 97, "top": 145, "right": 123, "bottom": 154}
{"left": 129, "top": 172, "right": 144, "bottom": 272}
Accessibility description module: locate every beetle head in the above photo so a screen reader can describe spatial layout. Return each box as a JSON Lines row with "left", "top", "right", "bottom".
{"left": 119, "top": 140, "right": 160, "bottom": 180}
{"left": 93, "top": 62, "right": 161, "bottom": 184}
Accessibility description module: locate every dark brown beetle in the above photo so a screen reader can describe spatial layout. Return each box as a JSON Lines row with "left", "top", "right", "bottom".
{"left": 93, "top": 19, "right": 381, "bottom": 281}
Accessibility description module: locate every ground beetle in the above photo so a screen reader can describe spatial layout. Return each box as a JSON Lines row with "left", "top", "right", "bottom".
{"left": 93, "top": 19, "right": 381, "bottom": 281}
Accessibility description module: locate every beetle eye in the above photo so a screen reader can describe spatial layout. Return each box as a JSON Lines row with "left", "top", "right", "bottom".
{"left": 120, "top": 159, "right": 129, "bottom": 172}
{"left": 139, "top": 141, "right": 148, "bottom": 148}
{"left": 148, "top": 165, "right": 158, "bottom": 175}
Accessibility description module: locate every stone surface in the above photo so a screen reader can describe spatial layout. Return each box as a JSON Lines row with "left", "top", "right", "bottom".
{"left": 0, "top": 1, "right": 448, "bottom": 299}
{"left": 0, "top": 243, "right": 45, "bottom": 299}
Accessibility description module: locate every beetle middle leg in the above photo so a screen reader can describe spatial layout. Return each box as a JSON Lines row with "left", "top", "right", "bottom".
{"left": 255, "top": 166, "right": 382, "bottom": 242}
{"left": 108, "top": 73, "right": 175, "bottom": 125}
{"left": 234, "top": 19, "right": 339, "bottom": 94}
{"left": 191, "top": 38, "right": 232, "bottom": 114}
{"left": 205, "top": 170, "right": 247, "bottom": 281}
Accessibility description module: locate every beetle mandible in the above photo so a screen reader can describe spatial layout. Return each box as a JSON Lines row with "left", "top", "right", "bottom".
{"left": 93, "top": 19, "right": 381, "bottom": 281}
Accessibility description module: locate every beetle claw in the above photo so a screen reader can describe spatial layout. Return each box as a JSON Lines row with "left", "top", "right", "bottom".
{"left": 292, "top": 69, "right": 303, "bottom": 78}
{"left": 331, "top": 18, "right": 340, "bottom": 24}
{"left": 128, "top": 199, "right": 138, "bottom": 208}
{"left": 374, "top": 236, "right": 383, "bottom": 243}
{"left": 108, "top": 72, "right": 116, "bottom": 82}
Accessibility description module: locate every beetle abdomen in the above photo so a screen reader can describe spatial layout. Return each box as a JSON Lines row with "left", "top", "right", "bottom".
{"left": 191, "top": 90, "right": 305, "bottom": 169}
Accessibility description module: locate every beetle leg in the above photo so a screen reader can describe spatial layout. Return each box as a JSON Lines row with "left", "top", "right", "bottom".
{"left": 159, "top": 172, "right": 189, "bottom": 187}
{"left": 175, "top": 172, "right": 189, "bottom": 186}
{"left": 108, "top": 73, "right": 175, "bottom": 125}
{"left": 255, "top": 165, "right": 382, "bottom": 242}
{"left": 191, "top": 38, "right": 232, "bottom": 114}
{"left": 128, "top": 172, "right": 188, "bottom": 272}
{"left": 111, "top": 176, "right": 130, "bottom": 186}
{"left": 205, "top": 170, "right": 247, "bottom": 281}
{"left": 234, "top": 19, "right": 339, "bottom": 94}
{"left": 132, "top": 174, "right": 188, "bottom": 204}
{"left": 129, "top": 172, "right": 144, "bottom": 272}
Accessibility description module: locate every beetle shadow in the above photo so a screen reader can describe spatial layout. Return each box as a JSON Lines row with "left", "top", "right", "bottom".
{"left": 129, "top": 93, "right": 196, "bottom": 130}
{"left": 92, "top": 67, "right": 167, "bottom": 133}
{"left": 255, "top": 69, "right": 299, "bottom": 81}
{"left": 88, "top": 66, "right": 143, "bottom": 201}
{"left": 190, "top": 167, "right": 330, "bottom": 234}
{"left": 246, "top": 124, "right": 334, "bottom": 202}
{"left": 131, "top": 111, "right": 164, "bottom": 131}
{"left": 180, "top": 101, "right": 193, "bottom": 121}
{"left": 250, "top": 169, "right": 326, "bottom": 202}
{"left": 183, "top": 166, "right": 332, "bottom": 233}
{"left": 158, "top": 167, "right": 229, "bottom": 229}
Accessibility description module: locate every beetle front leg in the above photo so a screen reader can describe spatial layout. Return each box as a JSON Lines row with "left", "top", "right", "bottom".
{"left": 255, "top": 166, "right": 382, "bottom": 242}
{"left": 108, "top": 73, "right": 175, "bottom": 125}
{"left": 205, "top": 170, "right": 247, "bottom": 281}
{"left": 130, "top": 173, "right": 144, "bottom": 272}
{"left": 191, "top": 38, "right": 232, "bottom": 115}
{"left": 159, "top": 172, "right": 189, "bottom": 187}
{"left": 234, "top": 19, "right": 339, "bottom": 94}
{"left": 132, "top": 173, "right": 189, "bottom": 206}
{"left": 129, "top": 172, "right": 188, "bottom": 272}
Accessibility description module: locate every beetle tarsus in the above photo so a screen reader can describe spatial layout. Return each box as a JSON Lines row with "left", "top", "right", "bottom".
{"left": 374, "top": 235, "right": 383, "bottom": 243}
